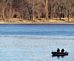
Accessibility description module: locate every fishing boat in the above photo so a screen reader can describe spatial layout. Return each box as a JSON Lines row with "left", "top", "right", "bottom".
{"left": 51, "top": 52, "right": 68, "bottom": 56}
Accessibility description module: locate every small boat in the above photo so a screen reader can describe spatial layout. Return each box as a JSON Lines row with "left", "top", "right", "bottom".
{"left": 51, "top": 52, "right": 68, "bottom": 56}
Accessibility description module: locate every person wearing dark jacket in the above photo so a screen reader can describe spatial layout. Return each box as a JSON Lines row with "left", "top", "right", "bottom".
{"left": 61, "top": 49, "right": 64, "bottom": 53}
{"left": 57, "top": 48, "right": 60, "bottom": 52}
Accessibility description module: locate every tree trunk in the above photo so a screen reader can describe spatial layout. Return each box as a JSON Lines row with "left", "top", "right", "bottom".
{"left": 32, "top": 0, "right": 35, "bottom": 21}
{"left": 45, "top": 0, "right": 48, "bottom": 20}
{"left": 68, "top": 10, "right": 70, "bottom": 22}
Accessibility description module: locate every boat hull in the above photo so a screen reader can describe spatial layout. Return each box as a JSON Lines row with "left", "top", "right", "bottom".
{"left": 51, "top": 52, "right": 68, "bottom": 56}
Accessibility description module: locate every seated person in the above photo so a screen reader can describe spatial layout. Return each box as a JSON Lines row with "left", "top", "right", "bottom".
{"left": 61, "top": 49, "right": 64, "bottom": 53}
{"left": 57, "top": 48, "right": 60, "bottom": 52}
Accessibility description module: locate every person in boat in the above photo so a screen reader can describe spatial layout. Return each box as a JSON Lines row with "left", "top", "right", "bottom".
{"left": 61, "top": 49, "right": 64, "bottom": 53}
{"left": 57, "top": 48, "right": 60, "bottom": 53}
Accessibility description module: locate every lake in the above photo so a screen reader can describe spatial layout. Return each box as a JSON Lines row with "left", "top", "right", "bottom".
{"left": 0, "top": 24, "right": 74, "bottom": 61}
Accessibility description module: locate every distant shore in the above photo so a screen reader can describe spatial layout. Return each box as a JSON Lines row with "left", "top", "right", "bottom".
{"left": 0, "top": 18, "right": 74, "bottom": 24}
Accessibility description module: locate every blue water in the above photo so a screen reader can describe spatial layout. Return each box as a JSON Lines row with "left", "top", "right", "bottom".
{"left": 0, "top": 24, "right": 74, "bottom": 36}
{"left": 0, "top": 24, "right": 74, "bottom": 61}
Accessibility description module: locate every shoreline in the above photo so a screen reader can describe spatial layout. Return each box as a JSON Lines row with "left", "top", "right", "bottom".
{"left": 0, "top": 18, "right": 74, "bottom": 25}
{"left": 0, "top": 22, "right": 74, "bottom": 25}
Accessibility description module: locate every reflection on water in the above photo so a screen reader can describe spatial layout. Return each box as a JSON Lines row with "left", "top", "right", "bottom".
{"left": 0, "top": 35, "right": 73, "bottom": 61}
{"left": 52, "top": 55, "right": 65, "bottom": 59}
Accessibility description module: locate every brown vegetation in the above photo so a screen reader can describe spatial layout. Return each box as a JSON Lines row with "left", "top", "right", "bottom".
{"left": 0, "top": 0, "right": 74, "bottom": 23}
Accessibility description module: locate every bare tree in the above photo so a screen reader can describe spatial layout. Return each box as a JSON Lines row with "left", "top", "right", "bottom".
{"left": 0, "top": 0, "right": 73, "bottom": 22}
{"left": 45, "top": 0, "right": 48, "bottom": 19}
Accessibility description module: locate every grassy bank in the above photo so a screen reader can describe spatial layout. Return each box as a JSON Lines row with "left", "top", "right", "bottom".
{"left": 0, "top": 18, "right": 74, "bottom": 24}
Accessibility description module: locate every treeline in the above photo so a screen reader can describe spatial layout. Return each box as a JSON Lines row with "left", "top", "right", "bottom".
{"left": 0, "top": 0, "right": 74, "bottom": 21}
